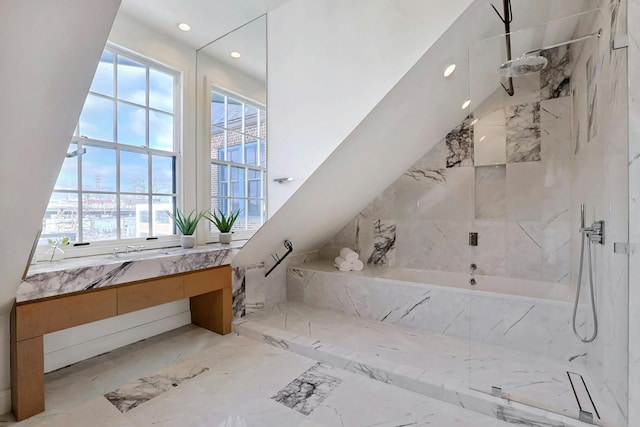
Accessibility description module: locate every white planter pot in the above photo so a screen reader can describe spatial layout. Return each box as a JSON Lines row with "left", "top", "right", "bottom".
{"left": 219, "top": 232, "right": 232, "bottom": 244}
{"left": 181, "top": 234, "right": 196, "bottom": 249}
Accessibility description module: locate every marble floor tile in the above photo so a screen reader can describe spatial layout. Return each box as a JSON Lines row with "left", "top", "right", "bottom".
{"left": 271, "top": 363, "right": 342, "bottom": 416}
{"left": 242, "top": 302, "right": 604, "bottom": 426}
{"left": 4, "top": 325, "right": 520, "bottom": 427}
{"left": 104, "top": 359, "right": 210, "bottom": 412}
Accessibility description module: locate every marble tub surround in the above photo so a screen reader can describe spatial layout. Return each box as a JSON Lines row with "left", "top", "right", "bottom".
{"left": 19, "top": 244, "right": 242, "bottom": 303}
{"left": 232, "top": 251, "right": 320, "bottom": 318}
{"left": 231, "top": 265, "right": 246, "bottom": 317}
{"left": 237, "top": 301, "right": 600, "bottom": 427}
{"left": 286, "top": 260, "right": 589, "bottom": 363}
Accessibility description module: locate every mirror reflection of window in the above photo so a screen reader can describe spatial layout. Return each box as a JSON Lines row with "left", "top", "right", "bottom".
{"left": 197, "top": 15, "right": 267, "bottom": 242}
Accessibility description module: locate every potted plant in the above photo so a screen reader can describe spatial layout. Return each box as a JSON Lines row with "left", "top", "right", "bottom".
{"left": 208, "top": 209, "right": 240, "bottom": 244}
{"left": 166, "top": 208, "right": 207, "bottom": 248}
{"left": 46, "top": 237, "right": 70, "bottom": 262}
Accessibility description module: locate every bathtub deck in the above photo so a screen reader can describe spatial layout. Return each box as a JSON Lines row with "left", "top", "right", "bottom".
{"left": 236, "top": 301, "right": 603, "bottom": 427}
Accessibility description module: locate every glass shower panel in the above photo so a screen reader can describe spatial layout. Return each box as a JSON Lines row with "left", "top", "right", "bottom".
{"left": 468, "top": 6, "right": 628, "bottom": 427}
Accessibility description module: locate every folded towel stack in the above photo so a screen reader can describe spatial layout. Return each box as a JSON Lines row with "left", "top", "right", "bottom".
{"left": 334, "top": 247, "right": 364, "bottom": 271}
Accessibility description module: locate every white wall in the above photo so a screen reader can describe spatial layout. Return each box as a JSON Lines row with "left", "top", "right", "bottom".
{"left": 0, "top": 0, "right": 121, "bottom": 412}
{"left": 266, "top": 0, "right": 477, "bottom": 215}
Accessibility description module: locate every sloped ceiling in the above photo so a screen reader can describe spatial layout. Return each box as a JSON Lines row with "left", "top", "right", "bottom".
{"left": 0, "top": 0, "right": 122, "bottom": 313}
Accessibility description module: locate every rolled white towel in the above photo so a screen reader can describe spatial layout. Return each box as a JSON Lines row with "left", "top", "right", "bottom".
{"left": 350, "top": 259, "right": 364, "bottom": 271}
{"left": 334, "top": 256, "right": 351, "bottom": 271}
{"left": 340, "top": 247, "right": 359, "bottom": 262}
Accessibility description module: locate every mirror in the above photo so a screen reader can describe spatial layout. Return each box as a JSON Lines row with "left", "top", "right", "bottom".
{"left": 196, "top": 16, "right": 267, "bottom": 241}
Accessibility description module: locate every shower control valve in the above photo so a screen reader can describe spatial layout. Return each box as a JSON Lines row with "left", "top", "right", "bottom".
{"left": 470, "top": 263, "right": 477, "bottom": 275}
{"left": 580, "top": 220, "right": 605, "bottom": 245}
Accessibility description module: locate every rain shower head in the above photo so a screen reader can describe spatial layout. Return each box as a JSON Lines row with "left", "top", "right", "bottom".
{"left": 498, "top": 54, "right": 548, "bottom": 77}
{"left": 497, "top": 30, "right": 601, "bottom": 78}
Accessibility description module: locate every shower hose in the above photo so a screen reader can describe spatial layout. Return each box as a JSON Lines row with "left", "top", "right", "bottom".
{"left": 572, "top": 231, "right": 598, "bottom": 343}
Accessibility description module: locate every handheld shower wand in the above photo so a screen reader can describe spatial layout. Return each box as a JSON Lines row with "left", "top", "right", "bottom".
{"left": 572, "top": 204, "right": 603, "bottom": 343}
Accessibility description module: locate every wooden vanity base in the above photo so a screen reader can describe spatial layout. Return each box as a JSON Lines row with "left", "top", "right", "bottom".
{"left": 10, "top": 265, "right": 232, "bottom": 421}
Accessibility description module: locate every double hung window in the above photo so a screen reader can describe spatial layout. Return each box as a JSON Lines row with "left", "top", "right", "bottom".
{"left": 41, "top": 45, "right": 180, "bottom": 248}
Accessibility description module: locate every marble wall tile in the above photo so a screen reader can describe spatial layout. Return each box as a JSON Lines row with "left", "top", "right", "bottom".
{"left": 506, "top": 163, "right": 543, "bottom": 220}
{"left": 506, "top": 221, "right": 542, "bottom": 280}
{"left": 505, "top": 102, "right": 542, "bottom": 163}
{"left": 421, "top": 167, "right": 474, "bottom": 221}
{"left": 474, "top": 109, "right": 506, "bottom": 166}
{"left": 540, "top": 45, "right": 572, "bottom": 100}
{"left": 470, "top": 220, "right": 507, "bottom": 277}
{"left": 245, "top": 263, "right": 266, "bottom": 314}
{"left": 446, "top": 116, "right": 474, "bottom": 167}
{"left": 475, "top": 165, "right": 506, "bottom": 219}
{"left": 367, "top": 219, "right": 396, "bottom": 265}
{"left": 540, "top": 212, "right": 571, "bottom": 284}
{"left": 586, "top": 54, "right": 599, "bottom": 141}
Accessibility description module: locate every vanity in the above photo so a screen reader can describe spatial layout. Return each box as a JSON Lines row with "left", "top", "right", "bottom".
{"left": 11, "top": 245, "right": 237, "bottom": 421}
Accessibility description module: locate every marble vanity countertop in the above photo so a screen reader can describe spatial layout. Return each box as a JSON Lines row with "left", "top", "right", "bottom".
{"left": 18, "top": 242, "right": 245, "bottom": 303}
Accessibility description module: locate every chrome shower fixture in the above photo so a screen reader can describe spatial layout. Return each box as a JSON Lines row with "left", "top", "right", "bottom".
{"left": 498, "top": 30, "right": 601, "bottom": 77}
{"left": 571, "top": 204, "right": 603, "bottom": 343}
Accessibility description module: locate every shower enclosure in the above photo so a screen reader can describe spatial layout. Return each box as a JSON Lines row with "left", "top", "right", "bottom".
{"left": 467, "top": 5, "right": 628, "bottom": 426}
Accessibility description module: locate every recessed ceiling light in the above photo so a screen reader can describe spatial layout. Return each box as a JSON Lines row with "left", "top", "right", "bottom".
{"left": 471, "top": 118, "right": 479, "bottom": 126}
{"left": 462, "top": 99, "right": 471, "bottom": 110}
{"left": 230, "top": 51, "right": 241, "bottom": 59}
{"left": 443, "top": 64, "right": 456, "bottom": 78}
{"left": 178, "top": 22, "right": 191, "bottom": 32}
{"left": 480, "top": 136, "right": 486, "bottom": 142}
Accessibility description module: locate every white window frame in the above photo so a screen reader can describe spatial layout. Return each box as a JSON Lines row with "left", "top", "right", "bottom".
{"left": 208, "top": 85, "right": 267, "bottom": 242}
{"left": 39, "top": 43, "right": 183, "bottom": 258}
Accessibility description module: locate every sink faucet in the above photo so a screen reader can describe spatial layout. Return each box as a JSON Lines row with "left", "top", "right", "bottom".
{"left": 126, "top": 245, "right": 136, "bottom": 254}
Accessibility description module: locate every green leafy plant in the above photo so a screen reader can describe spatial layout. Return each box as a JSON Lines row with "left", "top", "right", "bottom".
{"left": 166, "top": 208, "right": 207, "bottom": 235}
{"left": 47, "top": 237, "right": 70, "bottom": 247}
{"left": 207, "top": 209, "right": 240, "bottom": 233}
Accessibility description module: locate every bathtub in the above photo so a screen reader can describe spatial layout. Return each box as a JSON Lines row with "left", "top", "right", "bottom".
{"left": 376, "top": 267, "right": 581, "bottom": 303}
{"left": 287, "top": 260, "right": 590, "bottom": 363}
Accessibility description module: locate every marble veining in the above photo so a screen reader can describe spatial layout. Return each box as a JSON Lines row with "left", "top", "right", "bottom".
{"left": 586, "top": 54, "right": 599, "bottom": 141}
{"left": 232, "top": 266, "right": 246, "bottom": 317}
{"left": 104, "top": 359, "right": 209, "bottom": 413}
{"left": 505, "top": 102, "right": 542, "bottom": 163}
{"left": 238, "top": 302, "right": 599, "bottom": 427}
{"left": 19, "top": 245, "right": 238, "bottom": 302}
{"left": 446, "top": 115, "right": 474, "bottom": 167}
{"left": 271, "top": 362, "right": 342, "bottom": 415}
{"left": 541, "top": 45, "right": 572, "bottom": 100}
{"left": 367, "top": 219, "right": 396, "bottom": 265}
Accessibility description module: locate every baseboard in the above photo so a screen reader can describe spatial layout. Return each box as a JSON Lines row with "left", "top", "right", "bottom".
{"left": 0, "top": 388, "right": 10, "bottom": 416}
{"left": 44, "top": 311, "right": 192, "bottom": 372}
